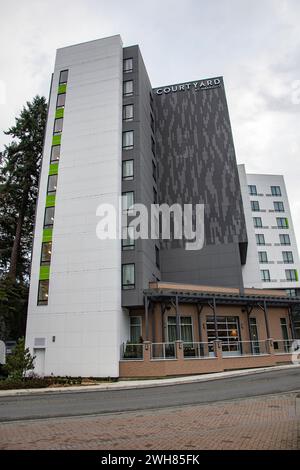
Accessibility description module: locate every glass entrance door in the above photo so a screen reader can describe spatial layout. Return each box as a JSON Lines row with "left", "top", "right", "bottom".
{"left": 206, "top": 316, "right": 241, "bottom": 356}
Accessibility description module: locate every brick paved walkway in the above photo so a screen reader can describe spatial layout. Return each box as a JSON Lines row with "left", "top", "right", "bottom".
{"left": 0, "top": 393, "right": 299, "bottom": 450}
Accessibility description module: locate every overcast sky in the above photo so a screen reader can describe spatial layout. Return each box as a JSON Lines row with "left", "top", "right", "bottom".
{"left": 1, "top": 0, "right": 300, "bottom": 243}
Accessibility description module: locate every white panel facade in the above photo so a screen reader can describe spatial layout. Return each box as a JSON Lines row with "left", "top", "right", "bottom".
{"left": 26, "top": 36, "right": 127, "bottom": 377}
{"left": 238, "top": 164, "right": 300, "bottom": 292}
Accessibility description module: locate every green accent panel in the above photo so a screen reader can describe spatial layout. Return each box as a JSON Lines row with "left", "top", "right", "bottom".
{"left": 296, "top": 270, "right": 299, "bottom": 282}
{"left": 52, "top": 134, "right": 61, "bottom": 146}
{"left": 46, "top": 194, "right": 56, "bottom": 207}
{"left": 285, "top": 218, "right": 289, "bottom": 228}
{"left": 58, "top": 84, "right": 67, "bottom": 94}
{"left": 55, "top": 108, "right": 64, "bottom": 119}
{"left": 42, "top": 228, "right": 53, "bottom": 242}
{"left": 49, "top": 163, "right": 59, "bottom": 175}
{"left": 39, "top": 265, "right": 50, "bottom": 280}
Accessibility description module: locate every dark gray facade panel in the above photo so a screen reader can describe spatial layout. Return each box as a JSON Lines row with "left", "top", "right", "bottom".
{"left": 153, "top": 78, "right": 247, "bottom": 289}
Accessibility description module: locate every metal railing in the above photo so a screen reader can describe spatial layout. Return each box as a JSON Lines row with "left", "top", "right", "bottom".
{"left": 273, "top": 339, "right": 295, "bottom": 354}
{"left": 121, "top": 343, "right": 143, "bottom": 360}
{"left": 151, "top": 342, "right": 176, "bottom": 360}
{"left": 183, "top": 342, "right": 215, "bottom": 359}
{"left": 221, "top": 340, "right": 268, "bottom": 356}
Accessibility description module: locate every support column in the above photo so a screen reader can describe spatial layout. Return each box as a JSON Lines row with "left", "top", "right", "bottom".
{"left": 176, "top": 295, "right": 181, "bottom": 340}
{"left": 263, "top": 300, "right": 271, "bottom": 338}
{"left": 145, "top": 295, "right": 149, "bottom": 341}
{"left": 213, "top": 296, "right": 218, "bottom": 340}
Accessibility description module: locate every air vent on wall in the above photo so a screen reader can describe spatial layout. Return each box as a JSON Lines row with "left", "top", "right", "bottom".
{"left": 34, "top": 337, "right": 46, "bottom": 347}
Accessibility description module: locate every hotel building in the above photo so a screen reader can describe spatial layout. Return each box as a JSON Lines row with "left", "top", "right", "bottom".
{"left": 25, "top": 35, "right": 300, "bottom": 378}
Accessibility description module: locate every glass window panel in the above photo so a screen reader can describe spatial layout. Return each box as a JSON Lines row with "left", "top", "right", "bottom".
{"left": 280, "top": 234, "right": 291, "bottom": 245}
{"left": 41, "top": 242, "right": 52, "bottom": 265}
{"left": 251, "top": 200, "right": 260, "bottom": 212}
{"left": 38, "top": 280, "right": 49, "bottom": 305}
{"left": 123, "top": 80, "right": 133, "bottom": 96}
{"left": 122, "top": 226, "right": 135, "bottom": 250}
{"left": 56, "top": 93, "right": 66, "bottom": 108}
{"left": 122, "top": 131, "right": 134, "bottom": 149}
{"left": 44, "top": 206, "right": 55, "bottom": 227}
{"left": 122, "top": 160, "right": 134, "bottom": 180}
{"left": 47, "top": 174, "right": 58, "bottom": 194}
{"left": 123, "top": 58, "right": 133, "bottom": 73}
{"left": 59, "top": 70, "right": 68, "bottom": 84}
{"left": 53, "top": 118, "right": 63, "bottom": 134}
{"left": 271, "top": 186, "right": 281, "bottom": 196}
{"left": 248, "top": 185, "right": 257, "bottom": 195}
{"left": 122, "top": 192, "right": 134, "bottom": 211}
{"left": 123, "top": 104, "right": 133, "bottom": 121}
{"left": 274, "top": 201, "right": 284, "bottom": 212}
{"left": 253, "top": 217, "right": 262, "bottom": 228}
{"left": 51, "top": 145, "right": 60, "bottom": 163}
{"left": 122, "top": 264, "right": 135, "bottom": 289}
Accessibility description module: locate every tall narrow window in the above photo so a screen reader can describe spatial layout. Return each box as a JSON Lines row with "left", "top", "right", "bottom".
{"left": 38, "top": 280, "right": 49, "bottom": 305}
{"left": 280, "top": 234, "right": 291, "bottom": 245}
{"left": 155, "top": 245, "right": 160, "bottom": 269}
{"left": 122, "top": 160, "right": 134, "bottom": 181}
{"left": 123, "top": 104, "right": 133, "bottom": 121}
{"left": 123, "top": 58, "right": 133, "bottom": 73}
{"left": 122, "top": 226, "right": 135, "bottom": 250}
{"left": 152, "top": 160, "right": 157, "bottom": 181}
{"left": 56, "top": 93, "right": 66, "bottom": 108}
{"left": 122, "top": 191, "right": 134, "bottom": 211}
{"left": 51, "top": 145, "right": 60, "bottom": 163}
{"left": 47, "top": 174, "right": 58, "bottom": 195}
{"left": 253, "top": 217, "right": 262, "bottom": 228}
{"left": 53, "top": 118, "right": 63, "bottom": 135}
{"left": 130, "top": 317, "right": 142, "bottom": 342}
{"left": 122, "top": 131, "right": 134, "bottom": 150}
{"left": 274, "top": 201, "right": 284, "bottom": 212}
{"left": 261, "top": 269, "right": 271, "bottom": 282}
{"left": 153, "top": 187, "right": 158, "bottom": 204}
{"left": 248, "top": 185, "right": 257, "bottom": 195}
{"left": 251, "top": 200, "right": 260, "bottom": 212}
{"left": 44, "top": 206, "right": 55, "bottom": 228}
{"left": 151, "top": 136, "right": 156, "bottom": 156}
{"left": 41, "top": 242, "right": 52, "bottom": 265}
{"left": 123, "top": 80, "right": 133, "bottom": 96}
{"left": 59, "top": 70, "right": 68, "bottom": 84}
{"left": 256, "top": 234, "right": 265, "bottom": 246}
{"left": 122, "top": 264, "right": 135, "bottom": 289}
{"left": 258, "top": 251, "right": 268, "bottom": 263}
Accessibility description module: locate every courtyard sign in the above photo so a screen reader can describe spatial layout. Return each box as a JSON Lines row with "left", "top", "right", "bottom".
{"left": 155, "top": 78, "right": 221, "bottom": 95}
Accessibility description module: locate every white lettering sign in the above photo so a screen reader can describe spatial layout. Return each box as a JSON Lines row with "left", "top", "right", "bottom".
{"left": 155, "top": 78, "right": 221, "bottom": 95}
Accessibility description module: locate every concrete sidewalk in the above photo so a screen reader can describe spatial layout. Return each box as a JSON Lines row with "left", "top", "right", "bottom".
{"left": 0, "top": 363, "right": 299, "bottom": 398}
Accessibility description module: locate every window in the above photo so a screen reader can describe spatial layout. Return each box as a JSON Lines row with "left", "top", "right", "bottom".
{"left": 206, "top": 316, "right": 240, "bottom": 354}
{"left": 152, "top": 160, "right": 157, "bottom": 181}
{"left": 251, "top": 200, "right": 260, "bottom": 212}
{"left": 41, "top": 242, "right": 52, "bottom": 265}
{"left": 38, "top": 280, "right": 49, "bottom": 305}
{"left": 282, "top": 251, "right": 294, "bottom": 264}
{"left": 277, "top": 217, "right": 288, "bottom": 228}
{"left": 286, "top": 289, "right": 296, "bottom": 297}
{"left": 274, "top": 201, "right": 284, "bottom": 212}
{"left": 53, "top": 118, "right": 63, "bottom": 135}
{"left": 151, "top": 136, "right": 156, "bottom": 156}
{"left": 155, "top": 245, "right": 160, "bottom": 269}
{"left": 44, "top": 206, "right": 55, "bottom": 228}
{"left": 122, "top": 160, "right": 134, "bottom": 180}
{"left": 253, "top": 217, "right": 262, "bottom": 228}
{"left": 123, "top": 58, "right": 133, "bottom": 73}
{"left": 280, "top": 234, "right": 291, "bottom": 245}
{"left": 256, "top": 234, "right": 265, "bottom": 245}
{"left": 51, "top": 145, "right": 60, "bottom": 163}
{"left": 123, "top": 80, "right": 133, "bottom": 96}
{"left": 122, "top": 191, "right": 134, "bottom": 211}
{"left": 56, "top": 93, "right": 66, "bottom": 108}
{"left": 285, "top": 269, "right": 297, "bottom": 281}
{"left": 122, "top": 263, "right": 135, "bottom": 289}
{"left": 258, "top": 251, "right": 268, "bottom": 263}
{"left": 248, "top": 185, "right": 257, "bottom": 195}
{"left": 47, "top": 174, "right": 58, "bottom": 195}
{"left": 122, "top": 131, "right": 134, "bottom": 149}
{"left": 130, "top": 317, "right": 142, "bottom": 343}
{"left": 153, "top": 187, "right": 158, "bottom": 204}
{"left": 271, "top": 186, "right": 281, "bottom": 196}
{"left": 59, "top": 70, "right": 68, "bottom": 84}
{"left": 122, "top": 226, "right": 135, "bottom": 250}
{"left": 280, "top": 318, "right": 289, "bottom": 341}
{"left": 123, "top": 104, "right": 133, "bottom": 121}
{"left": 167, "top": 316, "right": 193, "bottom": 342}
{"left": 261, "top": 269, "right": 271, "bottom": 282}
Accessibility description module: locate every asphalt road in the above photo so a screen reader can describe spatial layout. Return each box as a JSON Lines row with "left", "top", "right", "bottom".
{"left": 0, "top": 368, "right": 299, "bottom": 423}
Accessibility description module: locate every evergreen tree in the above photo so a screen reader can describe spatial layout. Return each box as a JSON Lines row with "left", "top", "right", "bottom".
{"left": 4, "top": 337, "right": 35, "bottom": 379}
{"left": 0, "top": 95, "right": 47, "bottom": 340}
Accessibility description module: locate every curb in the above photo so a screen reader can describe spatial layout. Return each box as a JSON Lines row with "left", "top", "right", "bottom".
{"left": 0, "top": 363, "right": 299, "bottom": 398}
